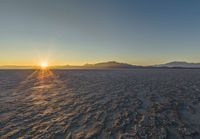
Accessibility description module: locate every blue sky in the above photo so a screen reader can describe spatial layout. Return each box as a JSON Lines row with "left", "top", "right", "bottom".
{"left": 0, "top": 0, "right": 200, "bottom": 66}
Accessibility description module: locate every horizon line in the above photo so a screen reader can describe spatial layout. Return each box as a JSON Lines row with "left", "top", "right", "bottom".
{"left": 0, "top": 60, "right": 200, "bottom": 67}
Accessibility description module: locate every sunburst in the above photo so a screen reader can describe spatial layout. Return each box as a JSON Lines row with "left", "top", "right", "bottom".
{"left": 40, "top": 62, "right": 48, "bottom": 69}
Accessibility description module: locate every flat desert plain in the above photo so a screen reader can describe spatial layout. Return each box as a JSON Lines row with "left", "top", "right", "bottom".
{"left": 0, "top": 69, "right": 200, "bottom": 139}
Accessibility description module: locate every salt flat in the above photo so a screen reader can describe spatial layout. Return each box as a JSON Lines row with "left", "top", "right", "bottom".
{"left": 0, "top": 69, "right": 200, "bottom": 139}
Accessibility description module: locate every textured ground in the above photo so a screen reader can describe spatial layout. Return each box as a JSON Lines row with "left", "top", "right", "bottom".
{"left": 0, "top": 69, "right": 200, "bottom": 139}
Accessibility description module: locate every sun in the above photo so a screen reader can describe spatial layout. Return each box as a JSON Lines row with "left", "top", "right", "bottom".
{"left": 40, "top": 62, "right": 48, "bottom": 69}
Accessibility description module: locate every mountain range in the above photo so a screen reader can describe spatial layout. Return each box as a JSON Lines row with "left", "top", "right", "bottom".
{"left": 1, "top": 61, "right": 200, "bottom": 69}
{"left": 155, "top": 61, "right": 200, "bottom": 68}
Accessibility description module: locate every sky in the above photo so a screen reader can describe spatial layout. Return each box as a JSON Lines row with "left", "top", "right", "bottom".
{"left": 0, "top": 0, "right": 200, "bottom": 66}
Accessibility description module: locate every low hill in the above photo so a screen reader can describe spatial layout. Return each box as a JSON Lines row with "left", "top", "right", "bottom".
{"left": 83, "top": 61, "right": 141, "bottom": 69}
{"left": 155, "top": 61, "right": 200, "bottom": 68}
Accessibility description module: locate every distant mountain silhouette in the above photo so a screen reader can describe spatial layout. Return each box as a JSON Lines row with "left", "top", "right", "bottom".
{"left": 155, "top": 61, "right": 200, "bottom": 68}
{"left": 51, "top": 61, "right": 142, "bottom": 69}
{"left": 83, "top": 61, "right": 141, "bottom": 69}
{"left": 1, "top": 61, "right": 200, "bottom": 69}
